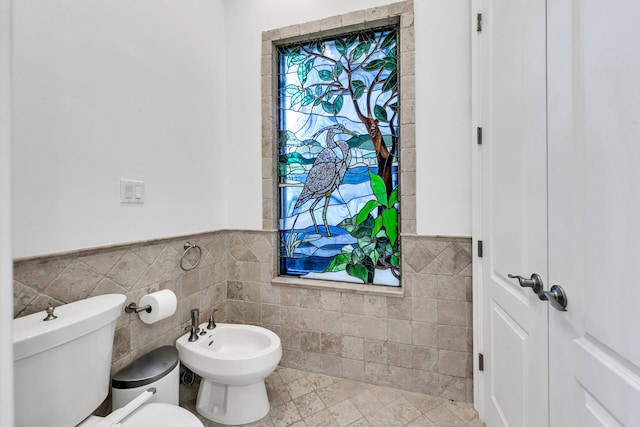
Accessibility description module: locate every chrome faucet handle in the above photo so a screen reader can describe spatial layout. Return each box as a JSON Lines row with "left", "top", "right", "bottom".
{"left": 209, "top": 308, "right": 219, "bottom": 329}
{"left": 190, "top": 308, "right": 199, "bottom": 326}
{"left": 184, "top": 325, "right": 199, "bottom": 342}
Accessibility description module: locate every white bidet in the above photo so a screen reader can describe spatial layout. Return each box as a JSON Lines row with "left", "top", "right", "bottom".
{"left": 176, "top": 323, "right": 282, "bottom": 425}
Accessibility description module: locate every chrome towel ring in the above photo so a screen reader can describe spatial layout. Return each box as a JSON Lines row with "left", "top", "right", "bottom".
{"left": 180, "top": 242, "right": 202, "bottom": 271}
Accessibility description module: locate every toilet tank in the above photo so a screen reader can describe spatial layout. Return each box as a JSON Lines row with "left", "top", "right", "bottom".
{"left": 13, "top": 294, "right": 126, "bottom": 427}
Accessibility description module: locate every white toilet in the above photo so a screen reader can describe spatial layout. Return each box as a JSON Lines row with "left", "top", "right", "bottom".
{"left": 12, "top": 294, "right": 203, "bottom": 427}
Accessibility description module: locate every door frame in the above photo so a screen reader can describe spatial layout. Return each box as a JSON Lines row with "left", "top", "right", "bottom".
{"left": 471, "top": 0, "right": 484, "bottom": 417}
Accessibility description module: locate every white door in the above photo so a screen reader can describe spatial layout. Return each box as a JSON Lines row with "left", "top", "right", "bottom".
{"left": 547, "top": 1, "right": 640, "bottom": 425}
{"left": 477, "top": 0, "right": 640, "bottom": 426}
{"left": 477, "top": 1, "right": 549, "bottom": 426}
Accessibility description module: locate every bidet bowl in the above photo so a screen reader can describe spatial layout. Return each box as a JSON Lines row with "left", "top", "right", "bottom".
{"left": 176, "top": 323, "right": 282, "bottom": 386}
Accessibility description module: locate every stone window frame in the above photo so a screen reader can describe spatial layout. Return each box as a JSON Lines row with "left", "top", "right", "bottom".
{"left": 262, "top": 1, "right": 415, "bottom": 297}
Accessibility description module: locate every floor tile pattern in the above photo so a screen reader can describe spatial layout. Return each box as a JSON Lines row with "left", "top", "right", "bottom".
{"left": 182, "top": 367, "right": 484, "bottom": 427}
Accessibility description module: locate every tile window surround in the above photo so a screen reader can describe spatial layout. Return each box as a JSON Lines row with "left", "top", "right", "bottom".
{"left": 12, "top": 0, "right": 473, "bottom": 405}
{"left": 13, "top": 231, "right": 472, "bottom": 403}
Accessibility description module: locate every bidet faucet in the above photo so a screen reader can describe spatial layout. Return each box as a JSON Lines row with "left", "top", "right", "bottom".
{"left": 191, "top": 308, "right": 199, "bottom": 329}
{"left": 185, "top": 325, "right": 199, "bottom": 342}
{"left": 186, "top": 309, "right": 200, "bottom": 342}
{"left": 207, "top": 308, "right": 218, "bottom": 330}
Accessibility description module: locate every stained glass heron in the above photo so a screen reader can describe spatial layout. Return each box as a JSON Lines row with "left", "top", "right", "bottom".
{"left": 294, "top": 123, "right": 357, "bottom": 237}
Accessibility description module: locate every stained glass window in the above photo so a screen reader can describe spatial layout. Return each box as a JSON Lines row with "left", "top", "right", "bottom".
{"left": 277, "top": 26, "right": 400, "bottom": 286}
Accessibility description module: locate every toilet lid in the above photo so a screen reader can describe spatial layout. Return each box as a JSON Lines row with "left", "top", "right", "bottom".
{"left": 120, "top": 403, "right": 203, "bottom": 427}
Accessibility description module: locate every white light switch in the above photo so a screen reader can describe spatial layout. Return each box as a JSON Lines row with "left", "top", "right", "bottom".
{"left": 121, "top": 179, "right": 145, "bottom": 204}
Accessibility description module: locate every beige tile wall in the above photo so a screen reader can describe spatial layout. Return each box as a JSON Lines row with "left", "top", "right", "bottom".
{"left": 13, "top": 232, "right": 228, "bottom": 405}
{"left": 226, "top": 231, "right": 473, "bottom": 403}
{"left": 13, "top": 230, "right": 473, "bottom": 403}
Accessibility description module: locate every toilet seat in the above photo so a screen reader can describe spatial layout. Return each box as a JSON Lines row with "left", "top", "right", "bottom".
{"left": 78, "top": 403, "right": 203, "bottom": 427}
{"left": 119, "top": 403, "right": 203, "bottom": 426}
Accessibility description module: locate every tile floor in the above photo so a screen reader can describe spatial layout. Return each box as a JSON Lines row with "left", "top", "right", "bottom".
{"left": 181, "top": 367, "right": 485, "bottom": 427}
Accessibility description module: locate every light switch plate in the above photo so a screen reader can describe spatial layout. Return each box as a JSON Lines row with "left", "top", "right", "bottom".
{"left": 120, "top": 179, "right": 145, "bottom": 204}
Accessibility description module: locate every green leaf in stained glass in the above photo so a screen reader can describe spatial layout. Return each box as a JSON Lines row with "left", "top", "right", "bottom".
{"left": 306, "top": 58, "right": 315, "bottom": 70}
{"left": 338, "top": 216, "right": 357, "bottom": 234}
{"left": 351, "top": 215, "right": 375, "bottom": 239}
{"left": 388, "top": 187, "right": 398, "bottom": 207}
{"left": 369, "top": 171, "right": 388, "bottom": 206}
{"left": 285, "top": 84, "right": 299, "bottom": 95}
{"left": 341, "top": 245, "right": 354, "bottom": 255}
{"left": 356, "top": 200, "right": 381, "bottom": 225}
{"left": 352, "top": 80, "right": 366, "bottom": 100}
{"left": 369, "top": 249, "right": 380, "bottom": 267}
{"left": 334, "top": 61, "right": 343, "bottom": 76}
{"left": 346, "top": 263, "right": 368, "bottom": 283}
{"left": 346, "top": 33, "right": 358, "bottom": 46}
{"left": 291, "top": 90, "right": 304, "bottom": 106}
{"left": 380, "top": 31, "right": 397, "bottom": 49}
{"left": 297, "top": 63, "right": 309, "bottom": 86}
{"left": 321, "top": 101, "right": 334, "bottom": 114}
{"left": 325, "top": 254, "right": 348, "bottom": 272}
{"left": 360, "top": 239, "right": 377, "bottom": 257}
{"left": 315, "top": 86, "right": 323, "bottom": 96}
{"left": 374, "top": 105, "right": 388, "bottom": 122}
{"left": 352, "top": 247, "right": 365, "bottom": 264}
{"left": 309, "top": 40, "right": 325, "bottom": 54}
{"left": 382, "top": 207, "right": 398, "bottom": 245}
{"left": 351, "top": 43, "right": 368, "bottom": 61}
{"left": 347, "top": 256, "right": 375, "bottom": 283}
{"left": 335, "top": 38, "right": 347, "bottom": 56}
{"left": 363, "top": 59, "right": 386, "bottom": 72}
{"left": 359, "top": 31, "right": 376, "bottom": 44}
{"left": 288, "top": 53, "right": 306, "bottom": 66}
{"left": 382, "top": 70, "right": 397, "bottom": 92}
{"left": 384, "top": 57, "right": 397, "bottom": 71}
{"left": 318, "top": 70, "right": 333, "bottom": 81}
{"left": 333, "top": 95, "right": 344, "bottom": 114}
{"left": 372, "top": 215, "right": 384, "bottom": 237}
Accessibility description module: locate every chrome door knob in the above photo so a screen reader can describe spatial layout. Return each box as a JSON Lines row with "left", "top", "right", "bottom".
{"left": 508, "top": 273, "right": 544, "bottom": 294}
{"left": 538, "top": 284, "right": 568, "bottom": 311}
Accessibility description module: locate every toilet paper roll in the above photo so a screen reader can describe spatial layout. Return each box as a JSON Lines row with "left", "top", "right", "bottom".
{"left": 138, "top": 289, "right": 177, "bottom": 324}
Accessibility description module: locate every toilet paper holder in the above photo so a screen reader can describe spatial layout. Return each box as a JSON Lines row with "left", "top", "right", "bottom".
{"left": 124, "top": 302, "right": 152, "bottom": 314}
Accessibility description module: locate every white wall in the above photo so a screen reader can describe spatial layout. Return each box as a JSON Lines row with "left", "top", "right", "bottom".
{"left": 415, "top": 0, "right": 471, "bottom": 236}
{"left": 223, "top": 0, "right": 472, "bottom": 236}
{"left": 11, "top": 0, "right": 227, "bottom": 257}
{"left": 11, "top": 0, "right": 471, "bottom": 258}
{"left": 1, "top": 0, "right": 14, "bottom": 422}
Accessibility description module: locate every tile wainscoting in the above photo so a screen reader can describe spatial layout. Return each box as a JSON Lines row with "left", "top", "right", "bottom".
{"left": 13, "top": 232, "right": 228, "bottom": 406}
{"left": 13, "top": 230, "right": 472, "bottom": 403}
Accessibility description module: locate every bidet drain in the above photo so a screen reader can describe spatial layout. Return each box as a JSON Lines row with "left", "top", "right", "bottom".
{"left": 180, "top": 369, "right": 195, "bottom": 386}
